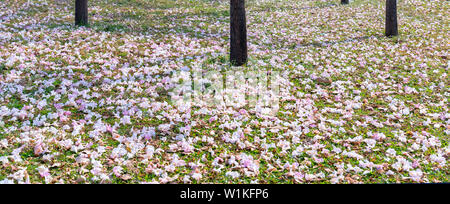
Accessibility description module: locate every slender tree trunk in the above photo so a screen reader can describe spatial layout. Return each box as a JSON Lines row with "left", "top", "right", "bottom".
{"left": 75, "top": 0, "right": 88, "bottom": 26}
{"left": 385, "top": 0, "right": 398, "bottom": 37}
{"left": 341, "top": 0, "right": 349, "bottom": 4}
{"left": 230, "top": 0, "right": 247, "bottom": 66}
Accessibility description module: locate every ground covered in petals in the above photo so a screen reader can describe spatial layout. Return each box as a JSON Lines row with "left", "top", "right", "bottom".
{"left": 0, "top": 0, "right": 448, "bottom": 183}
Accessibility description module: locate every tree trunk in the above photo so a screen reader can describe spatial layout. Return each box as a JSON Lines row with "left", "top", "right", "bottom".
{"left": 341, "top": 0, "right": 349, "bottom": 4}
{"left": 385, "top": 0, "right": 398, "bottom": 37}
{"left": 75, "top": 0, "right": 88, "bottom": 26}
{"left": 230, "top": 0, "right": 247, "bottom": 66}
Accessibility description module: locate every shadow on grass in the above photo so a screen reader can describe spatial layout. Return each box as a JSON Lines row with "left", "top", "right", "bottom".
{"left": 250, "top": 2, "right": 339, "bottom": 13}
{"left": 44, "top": 8, "right": 229, "bottom": 40}
{"left": 296, "top": 35, "right": 385, "bottom": 48}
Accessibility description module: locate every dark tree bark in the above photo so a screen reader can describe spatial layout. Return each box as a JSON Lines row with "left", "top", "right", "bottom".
{"left": 230, "top": 0, "right": 247, "bottom": 66}
{"left": 75, "top": 0, "right": 88, "bottom": 26}
{"left": 341, "top": 0, "right": 349, "bottom": 4}
{"left": 385, "top": 0, "right": 398, "bottom": 37}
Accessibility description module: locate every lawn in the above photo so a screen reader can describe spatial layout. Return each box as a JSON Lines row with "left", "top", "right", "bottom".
{"left": 0, "top": 0, "right": 448, "bottom": 183}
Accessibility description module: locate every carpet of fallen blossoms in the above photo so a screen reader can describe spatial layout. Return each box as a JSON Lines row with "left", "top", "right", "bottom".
{"left": 0, "top": 0, "right": 448, "bottom": 184}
